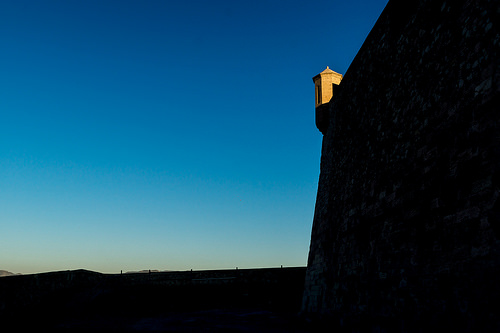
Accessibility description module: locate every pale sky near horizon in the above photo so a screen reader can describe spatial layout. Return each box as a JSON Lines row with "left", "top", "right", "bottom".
{"left": 1, "top": 0, "right": 389, "bottom": 274}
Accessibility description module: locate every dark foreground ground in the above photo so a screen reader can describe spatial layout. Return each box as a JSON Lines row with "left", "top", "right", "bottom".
{"left": 1, "top": 267, "right": 317, "bottom": 332}
{"left": 49, "top": 308, "right": 311, "bottom": 332}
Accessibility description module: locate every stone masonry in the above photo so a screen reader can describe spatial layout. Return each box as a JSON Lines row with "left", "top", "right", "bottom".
{"left": 303, "top": 0, "right": 500, "bottom": 331}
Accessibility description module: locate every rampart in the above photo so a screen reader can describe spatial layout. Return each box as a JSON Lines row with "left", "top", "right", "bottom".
{"left": 303, "top": 0, "right": 499, "bottom": 331}
{"left": 0, "top": 267, "right": 306, "bottom": 329}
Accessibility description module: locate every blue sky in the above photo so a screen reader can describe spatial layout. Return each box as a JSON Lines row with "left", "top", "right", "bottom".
{"left": 1, "top": 0, "right": 388, "bottom": 274}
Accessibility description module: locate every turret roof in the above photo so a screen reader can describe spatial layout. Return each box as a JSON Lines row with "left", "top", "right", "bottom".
{"left": 312, "top": 66, "right": 343, "bottom": 82}
{"left": 319, "top": 66, "right": 340, "bottom": 75}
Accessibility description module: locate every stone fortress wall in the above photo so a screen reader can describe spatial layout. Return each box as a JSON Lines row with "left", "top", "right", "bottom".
{"left": 303, "top": 0, "right": 500, "bottom": 331}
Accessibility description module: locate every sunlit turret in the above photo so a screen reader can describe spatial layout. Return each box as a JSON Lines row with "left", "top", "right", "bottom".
{"left": 312, "top": 66, "right": 343, "bottom": 134}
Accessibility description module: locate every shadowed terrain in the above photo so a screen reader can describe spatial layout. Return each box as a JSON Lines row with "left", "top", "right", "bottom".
{"left": 0, "top": 267, "right": 314, "bottom": 332}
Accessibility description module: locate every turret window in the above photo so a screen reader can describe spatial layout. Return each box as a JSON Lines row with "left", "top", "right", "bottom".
{"left": 316, "top": 85, "right": 321, "bottom": 105}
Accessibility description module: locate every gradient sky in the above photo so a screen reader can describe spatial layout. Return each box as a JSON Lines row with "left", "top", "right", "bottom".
{"left": 1, "top": 0, "right": 389, "bottom": 274}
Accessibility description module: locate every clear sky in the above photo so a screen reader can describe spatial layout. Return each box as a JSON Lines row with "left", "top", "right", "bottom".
{"left": 1, "top": 0, "right": 389, "bottom": 274}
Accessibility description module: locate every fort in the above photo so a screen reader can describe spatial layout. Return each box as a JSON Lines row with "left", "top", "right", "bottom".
{"left": 1, "top": 0, "right": 499, "bottom": 331}
{"left": 303, "top": 0, "right": 499, "bottom": 331}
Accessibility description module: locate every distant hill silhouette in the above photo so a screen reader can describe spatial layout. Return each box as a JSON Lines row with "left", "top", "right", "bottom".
{"left": 125, "top": 269, "right": 161, "bottom": 274}
{"left": 0, "top": 270, "right": 20, "bottom": 277}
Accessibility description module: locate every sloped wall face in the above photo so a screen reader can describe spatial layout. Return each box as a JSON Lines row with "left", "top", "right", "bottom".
{"left": 303, "top": 0, "right": 500, "bottom": 330}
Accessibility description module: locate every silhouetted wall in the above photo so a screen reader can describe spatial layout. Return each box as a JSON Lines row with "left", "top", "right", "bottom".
{"left": 0, "top": 267, "right": 306, "bottom": 329}
{"left": 303, "top": 0, "right": 499, "bottom": 331}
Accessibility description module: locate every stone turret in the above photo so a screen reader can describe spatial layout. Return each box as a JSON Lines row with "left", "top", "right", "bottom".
{"left": 313, "top": 66, "right": 342, "bottom": 134}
